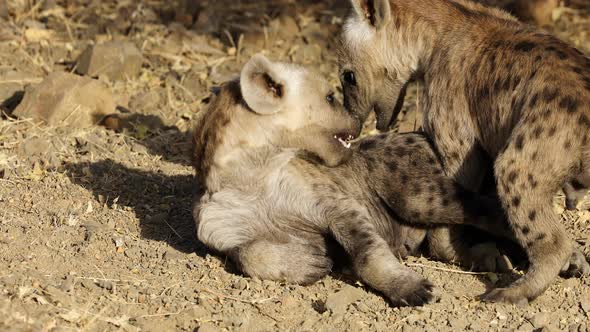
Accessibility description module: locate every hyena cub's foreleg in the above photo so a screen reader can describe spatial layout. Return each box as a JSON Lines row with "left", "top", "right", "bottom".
{"left": 327, "top": 203, "right": 433, "bottom": 306}
{"left": 483, "top": 130, "right": 575, "bottom": 304}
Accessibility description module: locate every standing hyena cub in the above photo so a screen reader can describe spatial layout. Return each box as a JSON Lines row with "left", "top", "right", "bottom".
{"left": 193, "top": 54, "right": 512, "bottom": 306}
{"left": 338, "top": 0, "right": 590, "bottom": 304}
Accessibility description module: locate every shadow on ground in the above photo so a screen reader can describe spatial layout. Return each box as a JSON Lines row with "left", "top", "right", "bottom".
{"left": 100, "top": 111, "right": 194, "bottom": 167}
{"left": 65, "top": 159, "right": 206, "bottom": 256}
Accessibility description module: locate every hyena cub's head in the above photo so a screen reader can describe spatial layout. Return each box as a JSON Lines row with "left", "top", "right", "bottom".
{"left": 338, "top": 0, "right": 419, "bottom": 131}
{"left": 193, "top": 54, "right": 361, "bottom": 185}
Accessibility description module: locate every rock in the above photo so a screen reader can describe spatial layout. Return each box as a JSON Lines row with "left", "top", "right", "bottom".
{"left": 562, "top": 278, "right": 579, "bottom": 290}
{"left": 76, "top": 41, "right": 143, "bottom": 80}
{"left": 530, "top": 312, "right": 551, "bottom": 328}
{"left": 0, "top": 1, "right": 8, "bottom": 19}
{"left": 96, "top": 280, "right": 114, "bottom": 291}
{"left": 269, "top": 15, "right": 300, "bottom": 41}
{"left": 581, "top": 298, "right": 590, "bottom": 315}
{"left": 80, "top": 279, "right": 98, "bottom": 291}
{"left": 129, "top": 90, "right": 161, "bottom": 112}
{"left": 448, "top": 317, "right": 469, "bottom": 330}
{"left": 19, "top": 137, "right": 50, "bottom": 158}
{"left": 13, "top": 72, "right": 116, "bottom": 128}
{"left": 231, "top": 278, "right": 248, "bottom": 291}
{"left": 44, "top": 285, "right": 71, "bottom": 306}
{"left": 325, "top": 285, "right": 364, "bottom": 314}
{"left": 0, "top": 71, "right": 39, "bottom": 107}
{"left": 198, "top": 322, "right": 221, "bottom": 332}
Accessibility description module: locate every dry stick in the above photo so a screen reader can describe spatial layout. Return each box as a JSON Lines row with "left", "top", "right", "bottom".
{"left": 163, "top": 218, "right": 184, "bottom": 241}
{"left": 0, "top": 78, "right": 43, "bottom": 84}
{"left": 201, "top": 287, "right": 280, "bottom": 322}
{"left": 236, "top": 33, "right": 244, "bottom": 64}
{"left": 137, "top": 310, "right": 184, "bottom": 319}
{"left": 223, "top": 29, "right": 237, "bottom": 49}
{"left": 200, "top": 287, "right": 275, "bottom": 305}
{"left": 414, "top": 85, "right": 420, "bottom": 131}
{"left": 406, "top": 263, "right": 489, "bottom": 275}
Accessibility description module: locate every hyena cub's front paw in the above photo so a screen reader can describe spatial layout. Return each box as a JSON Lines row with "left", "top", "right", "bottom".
{"left": 385, "top": 275, "right": 435, "bottom": 307}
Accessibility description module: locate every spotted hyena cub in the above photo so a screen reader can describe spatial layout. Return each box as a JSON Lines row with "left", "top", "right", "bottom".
{"left": 339, "top": 0, "right": 590, "bottom": 304}
{"left": 193, "top": 54, "right": 513, "bottom": 306}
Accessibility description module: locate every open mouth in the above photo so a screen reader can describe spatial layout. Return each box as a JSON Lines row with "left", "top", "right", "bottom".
{"left": 333, "top": 133, "right": 356, "bottom": 149}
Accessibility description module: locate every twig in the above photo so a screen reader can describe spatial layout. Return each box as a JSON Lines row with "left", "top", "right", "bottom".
{"left": 0, "top": 78, "right": 43, "bottom": 84}
{"left": 200, "top": 287, "right": 275, "bottom": 305}
{"left": 406, "top": 263, "right": 489, "bottom": 275}
{"left": 136, "top": 310, "right": 184, "bottom": 319}
{"left": 75, "top": 276, "right": 147, "bottom": 283}
{"left": 163, "top": 218, "right": 184, "bottom": 241}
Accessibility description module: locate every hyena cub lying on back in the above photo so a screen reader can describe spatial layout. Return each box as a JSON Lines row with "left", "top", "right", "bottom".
{"left": 339, "top": 0, "right": 590, "bottom": 304}
{"left": 193, "top": 54, "right": 511, "bottom": 306}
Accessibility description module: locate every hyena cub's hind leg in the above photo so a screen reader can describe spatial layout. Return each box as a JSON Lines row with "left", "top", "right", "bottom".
{"left": 230, "top": 235, "right": 333, "bottom": 285}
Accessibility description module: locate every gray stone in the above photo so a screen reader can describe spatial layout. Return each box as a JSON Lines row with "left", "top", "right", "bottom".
{"left": 13, "top": 72, "right": 116, "bottom": 128}
{"left": 76, "top": 41, "right": 143, "bottom": 81}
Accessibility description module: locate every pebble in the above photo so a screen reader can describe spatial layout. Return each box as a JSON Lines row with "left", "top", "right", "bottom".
{"left": 96, "top": 280, "right": 114, "bottom": 291}
{"left": 19, "top": 137, "right": 50, "bottom": 158}
{"left": 325, "top": 285, "right": 364, "bottom": 314}
{"left": 13, "top": 72, "right": 116, "bottom": 128}
{"left": 44, "top": 285, "right": 71, "bottom": 306}
{"left": 80, "top": 279, "right": 98, "bottom": 291}
{"left": 198, "top": 322, "right": 221, "bottom": 332}
{"left": 562, "top": 278, "right": 579, "bottom": 290}
{"left": 113, "top": 236, "right": 125, "bottom": 248}
{"left": 580, "top": 298, "right": 590, "bottom": 315}
{"left": 231, "top": 278, "right": 248, "bottom": 291}
{"left": 530, "top": 312, "right": 551, "bottom": 328}
{"left": 76, "top": 41, "right": 143, "bottom": 81}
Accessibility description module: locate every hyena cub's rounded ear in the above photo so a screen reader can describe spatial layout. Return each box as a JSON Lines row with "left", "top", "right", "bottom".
{"left": 350, "top": 0, "right": 391, "bottom": 30}
{"left": 240, "top": 54, "right": 287, "bottom": 115}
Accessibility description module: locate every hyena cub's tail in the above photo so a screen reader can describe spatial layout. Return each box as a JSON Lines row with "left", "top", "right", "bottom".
{"left": 229, "top": 236, "right": 333, "bottom": 285}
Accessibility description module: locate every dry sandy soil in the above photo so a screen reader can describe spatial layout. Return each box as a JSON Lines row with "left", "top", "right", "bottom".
{"left": 1, "top": 1, "right": 590, "bottom": 331}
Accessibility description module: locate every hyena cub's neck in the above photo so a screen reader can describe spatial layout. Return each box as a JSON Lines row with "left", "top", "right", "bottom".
{"left": 193, "top": 81, "right": 284, "bottom": 191}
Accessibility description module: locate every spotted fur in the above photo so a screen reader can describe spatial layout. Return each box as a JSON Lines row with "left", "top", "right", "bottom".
{"left": 193, "top": 55, "right": 514, "bottom": 306}
{"left": 339, "top": 0, "right": 590, "bottom": 304}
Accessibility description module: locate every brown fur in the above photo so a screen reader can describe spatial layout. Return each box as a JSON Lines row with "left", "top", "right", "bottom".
{"left": 193, "top": 55, "right": 516, "bottom": 306}
{"left": 474, "top": 0, "right": 559, "bottom": 25}
{"left": 339, "top": 0, "right": 590, "bottom": 304}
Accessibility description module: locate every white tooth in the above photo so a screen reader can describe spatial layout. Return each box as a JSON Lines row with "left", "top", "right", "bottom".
{"left": 346, "top": 142, "right": 351, "bottom": 149}
{"left": 337, "top": 137, "right": 348, "bottom": 148}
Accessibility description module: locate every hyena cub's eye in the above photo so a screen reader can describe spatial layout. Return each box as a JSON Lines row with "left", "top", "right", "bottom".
{"left": 342, "top": 71, "right": 356, "bottom": 86}
{"left": 326, "top": 92, "right": 335, "bottom": 105}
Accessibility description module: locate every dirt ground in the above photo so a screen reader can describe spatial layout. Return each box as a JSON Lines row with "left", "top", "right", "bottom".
{"left": 1, "top": 1, "right": 590, "bottom": 331}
